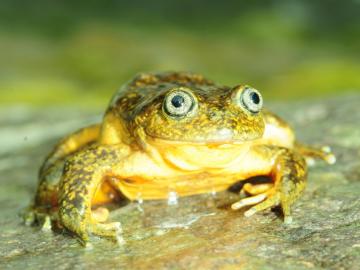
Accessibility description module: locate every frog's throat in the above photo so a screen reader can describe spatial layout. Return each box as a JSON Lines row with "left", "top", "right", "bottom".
{"left": 133, "top": 129, "right": 253, "bottom": 170}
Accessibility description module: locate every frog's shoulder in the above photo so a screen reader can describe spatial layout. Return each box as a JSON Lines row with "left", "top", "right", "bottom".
{"left": 262, "top": 109, "right": 288, "bottom": 127}
{"left": 108, "top": 72, "right": 214, "bottom": 121}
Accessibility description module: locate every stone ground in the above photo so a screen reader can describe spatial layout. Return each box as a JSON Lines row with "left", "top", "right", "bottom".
{"left": 0, "top": 94, "right": 359, "bottom": 270}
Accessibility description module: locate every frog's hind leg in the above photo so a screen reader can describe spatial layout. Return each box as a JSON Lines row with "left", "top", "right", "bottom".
{"left": 35, "top": 124, "right": 101, "bottom": 207}
{"left": 40, "top": 124, "right": 101, "bottom": 177}
{"left": 295, "top": 142, "right": 336, "bottom": 165}
{"left": 232, "top": 147, "right": 307, "bottom": 224}
{"left": 24, "top": 158, "right": 64, "bottom": 228}
{"left": 25, "top": 125, "right": 102, "bottom": 227}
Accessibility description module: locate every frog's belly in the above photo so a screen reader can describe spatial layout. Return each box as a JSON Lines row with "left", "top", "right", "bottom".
{"left": 115, "top": 172, "right": 246, "bottom": 201}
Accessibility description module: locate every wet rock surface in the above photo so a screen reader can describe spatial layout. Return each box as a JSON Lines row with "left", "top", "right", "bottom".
{"left": 0, "top": 95, "right": 359, "bottom": 270}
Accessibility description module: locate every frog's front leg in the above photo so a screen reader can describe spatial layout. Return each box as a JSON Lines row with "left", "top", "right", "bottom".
{"left": 232, "top": 146, "right": 307, "bottom": 224}
{"left": 58, "top": 144, "right": 127, "bottom": 245}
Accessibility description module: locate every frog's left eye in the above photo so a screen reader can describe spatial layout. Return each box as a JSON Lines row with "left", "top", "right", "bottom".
{"left": 163, "top": 89, "right": 197, "bottom": 118}
{"left": 235, "top": 87, "right": 263, "bottom": 114}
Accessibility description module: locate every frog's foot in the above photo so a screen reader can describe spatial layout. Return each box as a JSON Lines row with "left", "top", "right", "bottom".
{"left": 236, "top": 182, "right": 274, "bottom": 208}
{"left": 23, "top": 206, "right": 37, "bottom": 226}
{"left": 295, "top": 143, "right": 336, "bottom": 165}
{"left": 90, "top": 207, "right": 124, "bottom": 243}
{"left": 89, "top": 221, "right": 124, "bottom": 244}
{"left": 232, "top": 148, "right": 307, "bottom": 224}
{"left": 60, "top": 213, "right": 124, "bottom": 245}
{"left": 23, "top": 206, "right": 54, "bottom": 231}
{"left": 59, "top": 205, "right": 124, "bottom": 245}
{"left": 232, "top": 188, "right": 294, "bottom": 224}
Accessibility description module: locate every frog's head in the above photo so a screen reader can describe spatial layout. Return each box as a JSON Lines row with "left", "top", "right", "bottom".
{"left": 106, "top": 73, "right": 266, "bottom": 168}
{"left": 137, "top": 84, "right": 265, "bottom": 145}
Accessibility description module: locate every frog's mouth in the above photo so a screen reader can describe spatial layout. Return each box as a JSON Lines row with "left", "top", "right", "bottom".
{"left": 144, "top": 133, "right": 253, "bottom": 170}
{"left": 143, "top": 127, "right": 262, "bottom": 146}
{"left": 143, "top": 128, "right": 259, "bottom": 150}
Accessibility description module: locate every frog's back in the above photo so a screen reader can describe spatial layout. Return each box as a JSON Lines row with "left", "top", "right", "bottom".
{"left": 108, "top": 72, "right": 215, "bottom": 122}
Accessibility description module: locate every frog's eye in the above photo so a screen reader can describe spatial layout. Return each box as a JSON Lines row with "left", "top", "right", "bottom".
{"left": 163, "top": 89, "right": 197, "bottom": 118}
{"left": 236, "top": 87, "right": 263, "bottom": 114}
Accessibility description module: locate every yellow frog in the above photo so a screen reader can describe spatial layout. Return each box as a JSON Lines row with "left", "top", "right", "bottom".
{"left": 25, "top": 72, "right": 335, "bottom": 244}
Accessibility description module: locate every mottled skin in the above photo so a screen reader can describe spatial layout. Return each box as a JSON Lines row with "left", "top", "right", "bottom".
{"left": 25, "top": 72, "right": 335, "bottom": 244}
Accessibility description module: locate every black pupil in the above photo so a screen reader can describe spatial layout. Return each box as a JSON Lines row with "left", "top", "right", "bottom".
{"left": 171, "top": 95, "right": 185, "bottom": 108}
{"left": 249, "top": 92, "right": 260, "bottom": 105}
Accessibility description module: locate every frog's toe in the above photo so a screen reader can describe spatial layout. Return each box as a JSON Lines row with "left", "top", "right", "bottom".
{"left": 39, "top": 215, "right": 52, "bottom": 231}
{"left": 243, "top": 193, "right": 280, "bottom": 217}
{"left": 231, "top": 193, "right": 268, "bottom": 210}
{"left": 234, "top": 189, "right": 295, "bottom": 224}
{"left": 321, "top": 147, "right": 336, "bottom": 165}
{"left": 232, "top": 189, "right": 286, "bottom": 219}
{"left": 89, "top": 207, "right": 125, "bottom": 244}
{"left": 23, "top": 207, "right": 36, "bottom": 226}
{"left": 296, "top": 143, "right": 336, "bottom": 165}
{"left": 241, "top": 182, "right": 273, "bottom": 196}
{"left": 23, "top": 206, "right": 54, "bottom": 230}
{"left": 89, "top": 221, "right": 125, "bottom": 244}
{"left": 92, "top": 207, "right": 110, "bottom": 223}
{"left": 63, "top": 221, "right": 123, "bottom": 245}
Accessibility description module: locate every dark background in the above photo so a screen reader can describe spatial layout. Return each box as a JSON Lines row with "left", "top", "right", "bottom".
{"left": 1, "top": 0, "right": 359, "bottom": 107}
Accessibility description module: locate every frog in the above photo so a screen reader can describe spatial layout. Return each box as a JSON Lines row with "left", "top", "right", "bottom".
{"left": 25, "top": 72, "right": 335, "bottom": 245}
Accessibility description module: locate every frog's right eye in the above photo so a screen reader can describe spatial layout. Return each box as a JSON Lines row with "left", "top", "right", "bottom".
{"left": 163, "top": 88, "right": 197, "bottom": 118}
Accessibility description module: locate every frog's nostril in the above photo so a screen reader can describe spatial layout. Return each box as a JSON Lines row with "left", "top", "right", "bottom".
{"left": 217, "top": 128, "right": 233, "bottom": 138}
{"left": 209, "top": 111, "right": 222, "bottom": 120}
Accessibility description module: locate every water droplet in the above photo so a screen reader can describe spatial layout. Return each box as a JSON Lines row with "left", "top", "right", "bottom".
{"left": 85, "top": 242, "right": 94, "bottom": 250}
{"left": 167, "top": 191, "right": 178, "bottom": 206}
{"left": 136, "top": 192, "right": 144, "bottom": 212}
{"left": 116, "top": 226, "right": 126, "bottom": 245}
{"left": 136, "top": 192, "right": 144, "bottom": 204}
{"left": 116, "top": 234, "right": 126, "bottom": 246}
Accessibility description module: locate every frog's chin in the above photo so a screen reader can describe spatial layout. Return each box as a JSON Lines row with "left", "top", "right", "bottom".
{"left": 143, "top": 134, "right": 253, "bottom": 170}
